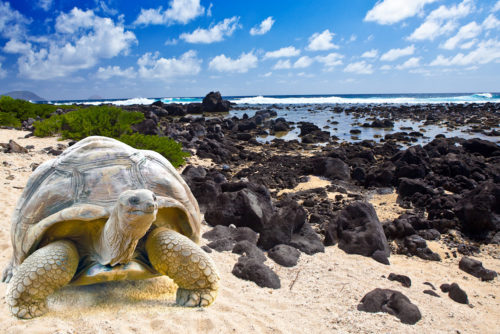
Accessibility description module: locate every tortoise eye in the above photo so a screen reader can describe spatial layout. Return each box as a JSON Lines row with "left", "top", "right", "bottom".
{"left": 129, "top": 196, "right": 140, "bottom": 205}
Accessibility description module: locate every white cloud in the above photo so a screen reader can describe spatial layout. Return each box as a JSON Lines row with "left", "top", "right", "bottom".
{"left": 396, "top": 57, "right": 421, "bottom": 69}
{"left": 493, "top": 1, "right": 500, "bottom": 12}
{"left": 315, "top": 53, "right": 343, "bottom": 68}
{"left": 250, "top": 16, "right": 275, "bottom": 35}
{"left": 441, "top": 21, "right": 481, "bottom": 50}
{"left": 306, "top": 29, "right": 338, "bottom": 51}
{"left": 0, "top": 62, "right": 6, "bottom": 79}
{"left": 16, "top": 8, "right": 136, "bottom": 80}
{"left": 96, "top": 65, "right": 136, "bottom": 80}
{"left": 293, "top": 56, "right": 313, "bottom": 68}
{"left": 364, "top": 0, "right": 438, "bottom": 25}
{"left": 3, "top": 40, "right": 32, "bottom": 54}
{"left": 209, "top": 52, "right": 258, "bottom": 73}
{"left": 273, "top": 59, "right": 291, "bottom": 70}
{"left": 37, "top": 0, "right": 53, "bottom": 11}
{"left": 408, "top": 0, "right": 474, "bottom": 41}
{"left": 138, "top": 50, "right": 202, "bottom": 79}
{"left": 0, "top": 1, "right": 31, "bottom": 39}
{"left": 381, "top": 45, "right": 415, "bottom": 61}
{"left": 483, "top": 14, "right": 500, "bottom": 30}
{"left": 460, "top": 39, "right": 477, "bottom": 49}
{"left": 430, "top": 39, "right": 500, "bottom": 66}
{"left": 134, "top": 0, "right": 204, "bottom": 26}
{"left": 263, "top": 46, "right": 300, "bottom": 59}
{"left": 344, "top": 61, "right": 373, "bottom": 74}
{"left": 380, "top": 65, "right": 392, "bottom": 70}
{"left": 263, "top": 72, "right": 272, "bottom": 77}
{"left": 180, "top": 17, "right": 240, "bottom": 44}
{"left": 361, "top": 49, "right": 379, "bottom": 58}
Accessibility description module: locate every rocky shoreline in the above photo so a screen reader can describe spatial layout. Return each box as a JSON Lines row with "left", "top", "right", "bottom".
{"left": 1, "top": 93, "right": 499, "bottom": 329}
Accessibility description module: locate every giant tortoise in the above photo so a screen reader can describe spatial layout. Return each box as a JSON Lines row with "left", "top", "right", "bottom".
{"left": 1, "top": 136, "right": 219, "bottom": 319}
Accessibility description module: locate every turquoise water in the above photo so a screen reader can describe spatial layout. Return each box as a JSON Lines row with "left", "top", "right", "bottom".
{"left": 45, "top": 92, "right": 500, "bottom": 106}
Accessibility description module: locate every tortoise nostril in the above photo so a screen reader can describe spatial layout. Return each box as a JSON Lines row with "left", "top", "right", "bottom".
{"left": 145, "top": 202, "right": 155, "bottom": 211}
{"left": 129, "top": 196, "right": 140, "bottom": 205}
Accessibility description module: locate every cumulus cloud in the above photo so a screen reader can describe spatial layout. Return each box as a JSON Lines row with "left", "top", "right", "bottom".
{"left": 408, "top": 0, "right": 474, "bottom": 41}
{"left": 96, "top": 65, "right": 136, "bottom": 80}
{"left": 15, "top": 8, "right": 136, "bottom": 80}
{"left": 37, "top": 0, "right": 53, "bottom": 11}
{"left": 209, "top": 52, "right": 258, "bottom": 73}
{"left": 134, "top": 0, "right": 204, "bottom": 26}
{"left": 396, "top": 57, "right": 421, "bottom": 69}
{"left": 344, "top": 61, "right": 373, "bottom": 74}
{"left": 3, "top": 40, "right": 32, "bottom": 54}
{"left": 430, "top": 39, "right": 500, "bottom": 66}
{"left": 493, "top": 1, "right": 500, "bottom": 12}
{"left": 306, "top": 29, "right": 338, "bottom": 51}
{"left": 380, "top": 45, "right": 415, "bottom": 61}
{"left": 361, "top": 49, "right": 378, "bottom": 59}
{"left": 483, "top": 14, "right": 500, "bottom": 30}
{"left": 180, "top": 17, "right": 240, "bottom": 43}
{"left": 0, "top": 62, "right": 6, "bottom": 78}
{"left": 364, "top": 0, "right": 438, "bottom": 25}
{"left": 293, "top": 56, "right": 313, "bottom": 69}
{"left": 0, "top": 1, "right": 31, "bottom": 39}
{"left": 138, "top": 50, "right": 202, "bottom": 79}
{"left": 315, "top": 53, "right": 343, "bottom": 69}
{"left": 441, "top": 21, "right": 481, "bottom": 50}
{"left": 263, "top": 46, "right": 300, "bottom": 59}
{"left": 273, "top": 59, "right": 291, "bottom": 70}
{"left": 250, "top": 16, "right": 275, "bottom": 35}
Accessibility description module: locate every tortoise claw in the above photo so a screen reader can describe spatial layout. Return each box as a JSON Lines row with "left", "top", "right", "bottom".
{"left": 176, "top": 287, "right": 218, "bottom": 307}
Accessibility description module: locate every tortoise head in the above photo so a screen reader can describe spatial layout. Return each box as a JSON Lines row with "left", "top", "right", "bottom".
{"left": 116, "top": 189, "right": 158, "bottom": 237}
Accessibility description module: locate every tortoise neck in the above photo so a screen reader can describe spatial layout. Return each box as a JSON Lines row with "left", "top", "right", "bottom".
{"left": 96, "top": 208, "right": 142, "bottom": 266}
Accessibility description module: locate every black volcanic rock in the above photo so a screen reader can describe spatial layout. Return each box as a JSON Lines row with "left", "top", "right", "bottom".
{"left": 232, "top": 256, "right": 281, "bottom": 289}
{"left": 459, "top": 257, "right": 498, "bottom": 281}
{"left": 358, "top": 288, "right": 422, "bottom": 325}
{"left": 454, "top": 182, "right": 500, "bottom": 239}
{"left": 202, "top": 91, "right": 231, "bottom": 113}
{"left": 448, "top": 283, "right": 469, "bottom": 304}
{"left": 462, "top": 138, "right": 500, "bottom": 157}
{"left": 268, "top": 244, "right": 301, "bottom": 267}
{"left": 388, "top": 273, "right": 412, "bottom": 288}
{"left": 258, "top": 198, "right": 306, "bottom": 250}
{"left": 328, "top": 202, "right": 390, "bottom": 264}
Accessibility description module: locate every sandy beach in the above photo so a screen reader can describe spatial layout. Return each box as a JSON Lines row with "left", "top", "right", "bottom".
{"left": 0, "top": 129, "right": 498, "bottom": 334}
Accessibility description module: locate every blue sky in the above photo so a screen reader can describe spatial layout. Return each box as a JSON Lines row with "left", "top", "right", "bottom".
{"left": 0, "top": 0, "right": 499, "bottom": 99}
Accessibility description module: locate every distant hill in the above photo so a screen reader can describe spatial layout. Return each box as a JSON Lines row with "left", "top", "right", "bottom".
{"left": 1, "top": 91, "right": 46, "bottom": 102}
{"left": 88, "top": 95, "right": 104, "bottom": 100}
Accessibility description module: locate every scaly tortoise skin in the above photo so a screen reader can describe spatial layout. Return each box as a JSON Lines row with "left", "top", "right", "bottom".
{"left": 1, "top": 136, "right": 219, "bottom": 319}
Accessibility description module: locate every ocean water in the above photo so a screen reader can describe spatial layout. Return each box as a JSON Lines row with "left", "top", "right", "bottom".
{"left": 41, "top": 93, "right": 499, "bottom": 146}
{"left": 45, "top": 92, "right": 500, "bottom": 106}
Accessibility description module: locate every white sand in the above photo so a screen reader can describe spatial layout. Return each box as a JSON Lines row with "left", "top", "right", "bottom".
{"left": 0, "top": 129, "right": 499, "bottom": 333}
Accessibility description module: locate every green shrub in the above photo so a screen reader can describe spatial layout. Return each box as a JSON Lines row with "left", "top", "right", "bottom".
{"left": 0, "top": 96, "right": 59, "bottom": 125}
{"left": 34, "top": 106, "right": 144, "bottom": 140}
{"left": 0, "top": 112, "right": 21, "bottom": 127}
{"left": 119, "top": 133, "right": 190, "bottom": 168}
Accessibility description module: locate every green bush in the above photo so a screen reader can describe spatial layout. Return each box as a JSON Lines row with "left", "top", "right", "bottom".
{"left": 34, "top": 106, "right": 144, "bottom": 140}
{"left": 119, "top": 133, "right": 190, "bottom": 168}
{"left": 0, "top": 111, "right": 21, "bottom": 127}
{"left": 0, "top": 96, "right": 60, "bottom": 125}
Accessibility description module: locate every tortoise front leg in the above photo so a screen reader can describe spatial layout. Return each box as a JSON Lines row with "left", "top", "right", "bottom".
{"left": 6, "top": 240, "right": 79, "bottom": 319}
{"left": 145, "top": 227, "right": 219, "bottom": 307}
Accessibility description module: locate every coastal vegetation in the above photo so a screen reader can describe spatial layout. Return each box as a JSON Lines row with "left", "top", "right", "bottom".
{"left": 33, "top": 105, "right": 189, "bottom": 167}
{"left": 0, "top": 96, "right": 61, "bottom": 127}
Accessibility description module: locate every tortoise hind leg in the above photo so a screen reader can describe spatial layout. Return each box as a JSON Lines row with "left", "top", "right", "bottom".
{"left": 6, "top": 240, "right": 79, "bottom": 319}
{"left": 145, "top": 227, "right": 219, "bottom": 307}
